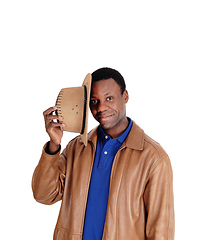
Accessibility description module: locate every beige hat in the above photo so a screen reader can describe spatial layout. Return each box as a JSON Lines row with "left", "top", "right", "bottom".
{"left": 56, "top": 73, "right": 92, "bottom": 146}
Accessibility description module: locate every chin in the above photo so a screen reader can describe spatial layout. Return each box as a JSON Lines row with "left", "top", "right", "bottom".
{"left": 100, "top": 122, "right": 112, "bottom": 130}
{"left": 100, "top": 119, "right": 119, "bottom": 131}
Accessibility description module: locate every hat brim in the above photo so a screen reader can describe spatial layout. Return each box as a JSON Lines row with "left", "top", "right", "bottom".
{"left": 80, "top": 73, "right": 92, "bottom": 146}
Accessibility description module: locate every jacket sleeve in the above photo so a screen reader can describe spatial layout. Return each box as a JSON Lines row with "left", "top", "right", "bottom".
{"left": 31, "top": 142, "right": 68, "bottom": 205}
{"left": 144, "top": 155, "right": 175, "bottom": 240}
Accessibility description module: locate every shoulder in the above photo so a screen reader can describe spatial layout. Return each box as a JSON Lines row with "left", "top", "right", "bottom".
{"left": 143, "top": 133, "right": 168, "bottom": 160}
{"left": 128, "top": 121, "right": 168, "bottom": 160}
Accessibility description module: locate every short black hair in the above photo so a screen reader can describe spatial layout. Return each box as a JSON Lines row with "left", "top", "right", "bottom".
{"left": 91, "top": 67, "right": 126, "bottom": 94}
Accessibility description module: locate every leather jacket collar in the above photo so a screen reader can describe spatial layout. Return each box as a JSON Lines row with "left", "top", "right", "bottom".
{"left": 87, "top": 120, "right": 144, "bottom": 151}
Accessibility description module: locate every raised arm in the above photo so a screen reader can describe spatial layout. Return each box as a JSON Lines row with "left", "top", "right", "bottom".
{"left": 32, "top": 106, "right": 66, "bottom": 205}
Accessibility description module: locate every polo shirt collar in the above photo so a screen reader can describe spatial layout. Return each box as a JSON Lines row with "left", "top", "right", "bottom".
{"left": 97, "top": 118, "right": 133, "bottom": 144}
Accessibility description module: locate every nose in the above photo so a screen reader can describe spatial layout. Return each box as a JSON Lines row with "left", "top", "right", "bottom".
{"left": 97, "top": 100, "right": 108, "bottom": 113}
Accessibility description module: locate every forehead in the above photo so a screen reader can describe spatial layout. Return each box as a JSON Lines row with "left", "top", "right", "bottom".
{"left": 91, "top": 78, "right": 121, "bottom": 96}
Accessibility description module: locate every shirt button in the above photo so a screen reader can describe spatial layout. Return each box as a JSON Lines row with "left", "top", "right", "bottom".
{"left": 105, "top": 136, "right": 108, "bottom": 139}
{"left": 104, "top": 151, "right": 108, "bottom": 155}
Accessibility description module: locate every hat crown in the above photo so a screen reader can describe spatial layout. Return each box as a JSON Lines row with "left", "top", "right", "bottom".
{"left": 55, "top": 73, "right": 92, "bottom": 146}
{"left": 56, "top": 86, "right": 85, "bottom": 133}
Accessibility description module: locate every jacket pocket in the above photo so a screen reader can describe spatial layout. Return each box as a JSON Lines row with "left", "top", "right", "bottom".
{"left": 53, "top": 226, "right": 82, "bottom": 240}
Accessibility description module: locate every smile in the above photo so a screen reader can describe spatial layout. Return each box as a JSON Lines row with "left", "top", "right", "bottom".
{"left": 98, "top": 114, "right": 113, "bottom": 122}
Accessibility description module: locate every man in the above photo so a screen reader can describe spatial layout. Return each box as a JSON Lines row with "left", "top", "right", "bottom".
{"left": 32, "top": 67, "right": 175, "bottom": 240}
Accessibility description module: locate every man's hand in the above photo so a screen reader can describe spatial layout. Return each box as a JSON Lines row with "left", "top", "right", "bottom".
{"left": 43, "top": 106, "right": 65, "bottom": 154}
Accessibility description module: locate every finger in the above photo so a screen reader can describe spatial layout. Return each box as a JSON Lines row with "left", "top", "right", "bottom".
{"left": 51, "top": 122, "right": 65, "bottom": 127}
{"left": 45, "top": 115, "right": 63, "bottom": 128}
{"left": 46, "top": 121, "right": 65, "bottom": 132}
{"left": 46, "top": 114, "right": 63, "bottom": 121}
{"left": 43, "top": 106, "right": 57, "bottom": 117}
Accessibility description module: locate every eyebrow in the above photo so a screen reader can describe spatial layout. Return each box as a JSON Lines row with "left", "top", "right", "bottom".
{"left": 91, "top": 92, "right": 112, "bottom": 98}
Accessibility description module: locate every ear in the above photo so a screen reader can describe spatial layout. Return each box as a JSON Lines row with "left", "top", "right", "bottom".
{"left": 123, "top": 90, "right": 129, "bottom": 103}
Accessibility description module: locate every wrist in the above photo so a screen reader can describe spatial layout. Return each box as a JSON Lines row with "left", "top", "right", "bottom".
{"left": 45, "top": 141, "right": 61, "bottom": 155}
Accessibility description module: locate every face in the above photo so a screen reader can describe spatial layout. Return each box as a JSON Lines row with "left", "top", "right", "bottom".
{"left": 90, "top": 78, "right": 129, "bottom": 137}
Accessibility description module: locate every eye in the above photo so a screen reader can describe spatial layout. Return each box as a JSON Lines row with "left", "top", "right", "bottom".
{"left": 107, "top": 96, "right": 113, "bottom": 101}
{"left": 91, "top": 99, "right": 98, "bottom": 105}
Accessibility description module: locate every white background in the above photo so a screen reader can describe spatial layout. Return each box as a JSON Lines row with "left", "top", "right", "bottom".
{"left": 0, "top": 1, "right": 208, "bottom": 239}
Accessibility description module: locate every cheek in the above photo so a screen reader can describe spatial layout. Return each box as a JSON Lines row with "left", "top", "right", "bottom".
{"left": 110, "top": 103, "right": 123, "bottom": 117}
{"left": 90, "top": 106, "right": 100, "bottom": 119}
{"left": 117, "top": 102, "right": 126, "bottom": 117}
{"left": 90, "top": 107, "right": 96, "bottom": 116}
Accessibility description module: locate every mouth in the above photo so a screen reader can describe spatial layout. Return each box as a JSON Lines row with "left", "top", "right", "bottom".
{"left": 97, "top": 114, "right": 113, "bottom": 123}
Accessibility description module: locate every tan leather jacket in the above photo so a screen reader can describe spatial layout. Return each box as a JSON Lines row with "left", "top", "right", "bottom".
{"left": 32, "top": 121, "right": 175, "bottom": 240}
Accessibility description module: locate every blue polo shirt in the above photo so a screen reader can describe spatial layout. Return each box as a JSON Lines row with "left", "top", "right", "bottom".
{"left": 82, "top": 118, "right": 133, "bottom": 240}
